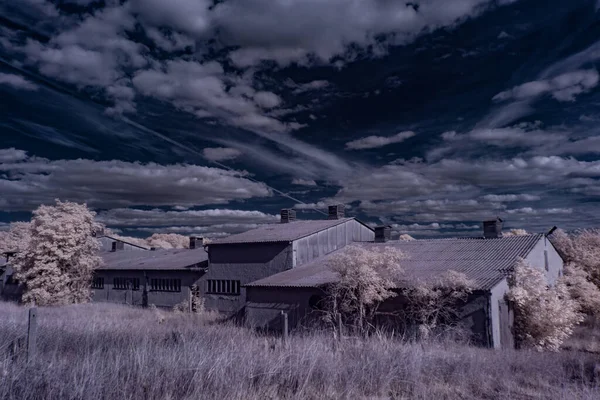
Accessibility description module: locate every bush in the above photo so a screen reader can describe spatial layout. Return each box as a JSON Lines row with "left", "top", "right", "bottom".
{"left": 507, "top": 258, "right": 583, "bottom": 351}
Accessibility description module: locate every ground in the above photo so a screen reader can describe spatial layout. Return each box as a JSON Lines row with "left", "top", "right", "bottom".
{"left": 0, "top": 302, "right": 599, "bottom": 400}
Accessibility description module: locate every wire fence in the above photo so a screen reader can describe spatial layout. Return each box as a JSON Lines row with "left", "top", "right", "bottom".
{"left": 0, "top": 307, "right": 37, "bottom": 363}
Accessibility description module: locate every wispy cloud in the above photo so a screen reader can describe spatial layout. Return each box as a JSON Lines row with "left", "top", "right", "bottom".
{"left": 345, "top": 131, "right": 415, "bottom": 150}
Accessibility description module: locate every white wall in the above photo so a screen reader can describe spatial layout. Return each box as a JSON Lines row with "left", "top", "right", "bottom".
{"left": 489, "top": 278, "right": 509, "bottom": 349}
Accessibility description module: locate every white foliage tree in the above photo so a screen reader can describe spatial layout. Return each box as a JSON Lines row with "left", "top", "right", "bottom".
{"left": 146, "top": 233, "right": 190, "bottom": 249}
{"left": 503, "top": 228, "right": 529, "bottom": 237}
{"left": 326, "top": 245, "right": 405, "bottom": 334}
{"left": 0, "top": 221, "right": 32, "bottom": 254}
{"left": 398, "top": 234, "right": 415, "bottom": 241}
{"left": 507, "top": 258, "right": 583, "bottom": 351}
{"left": 402, "top": 270, "right": 475, "bottom": 339}
{"left": 12, "top": 200, "right": 102, "bottom": 306}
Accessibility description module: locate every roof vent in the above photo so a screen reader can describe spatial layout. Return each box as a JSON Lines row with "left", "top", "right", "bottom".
{"left": 483, "top": 217, "right": 503, "bottom": 239}
{"left": 189, "top": 236, "right": 204, "bottom": 249}
{"left": 328, "top": 204, "right": 345, "bottom": 220}
{"left": 280, "top": 208, "right": 296, "bottom": 223}
{"left": 374, "top": 226, "right": 392, "bottom": 242}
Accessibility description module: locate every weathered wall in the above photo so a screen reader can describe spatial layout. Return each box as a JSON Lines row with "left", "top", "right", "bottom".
{"left": 292, "top": 220, "right": 375, "bottom": 267}
{"left": 245, "top": 286, "right": 326, "bottom": 330}
{"left": 91, "top": 270, "right": 204, "bottom": 309}
{"left": 204, "top": 242, "right": 292, "bottom": 314}
{"left": 489, "top": 278, "right": 509, "bottom": 349}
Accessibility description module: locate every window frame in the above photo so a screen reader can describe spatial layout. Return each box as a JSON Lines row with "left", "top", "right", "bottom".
{"left": 206, "top": 279, "right": 241, "bottom": 295}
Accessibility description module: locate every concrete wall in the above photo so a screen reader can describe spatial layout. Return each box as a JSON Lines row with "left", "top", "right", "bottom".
{"left": 91, "top": 269, "right": 204, "bottom": 309}
{"left": 524, "top": 235, "right": 563, "bottom": 285}
{"left": 488, "top": 235, "right": 564, "bottom": 349}
{"left": 292, "top": 220, "right": 375, "bottom": 267}
{"left": 204, "top": 242, "right": 292, "bottom": 314}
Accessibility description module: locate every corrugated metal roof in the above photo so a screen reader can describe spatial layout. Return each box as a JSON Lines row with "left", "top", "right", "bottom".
{"left": 210, "top": 218, "right": 358, "bottom": 244}
{"left": 245, "top": 234, "right": 544, "bottom": 290}
{"left": 98, "top": 248, "right": 208, "bottom": 271}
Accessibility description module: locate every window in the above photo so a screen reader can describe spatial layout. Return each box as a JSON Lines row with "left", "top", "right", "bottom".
{"left": 206, "top": 279, "right": 241, "bottom": 295}
{"left": 150, "top": 278, "right": 181, "bottom": 292}
{"left": 92, "top": 277, "right": 104, "bottom": 289}
{"left": 544, "top": 250, "right": 549, "bottom": 272}
{"left": 113, "top": 277, "right": 140, "bottom": 290}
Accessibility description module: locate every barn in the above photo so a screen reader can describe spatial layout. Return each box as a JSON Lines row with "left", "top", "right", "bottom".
{"left": 244, "top": 219, "right": 564, "bottom": 349}
{"left": 92, "top": 247, "right": 208, "bottom": 309}
{"left": 203, "top": 205, "right": 375, "bottom": 315}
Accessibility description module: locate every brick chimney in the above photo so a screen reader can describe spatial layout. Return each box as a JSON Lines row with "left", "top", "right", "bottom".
{"left": 374, "top": 226, "right": 391, "bottom": 242}
{"left": 189, "top": 236, "right": 204, "bottom": 249}
{"left": 280, "top": 208, "right": 296, "bottom": 223}
{"left": 483, "top": 217, "right": 503, "bottom": 239}
{"left": 328, "top": 204, "right": 345, "bottom": 220}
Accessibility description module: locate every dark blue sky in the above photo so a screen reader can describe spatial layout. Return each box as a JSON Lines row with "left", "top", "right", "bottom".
{"left": 1, "top": 0, "right": 600, "bottom": 238}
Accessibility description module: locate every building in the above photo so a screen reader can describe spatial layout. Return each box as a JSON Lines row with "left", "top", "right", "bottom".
{"left": 203, "top": 205, "right": 375, "bottom": 315}
{"left": 0, "top": 252, "right": 21, "bottom": 301}
{"left": 244, "top": 219, "right": 563, "bottom": 349}
{"left": 96, "top": 232, "right": 150, "bottom": 253}
{"left": 92, "top": 247, "right": 208, "bottom": 309}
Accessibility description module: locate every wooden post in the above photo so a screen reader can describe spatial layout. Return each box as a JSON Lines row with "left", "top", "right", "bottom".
{"left": 281, "top": 311, "right": 288, "bottom": 346}
{"left": 188, "top": 286, "right": 193, "bottom": 313}
{"left": 27, "top": 307, "right": 37, "bottom": 363}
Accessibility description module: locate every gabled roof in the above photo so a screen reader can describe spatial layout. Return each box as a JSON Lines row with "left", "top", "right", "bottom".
{"left": 99, "top": 235, "right": 151, "bottom": 251}
{"left": 246, "top": 234, "right": 544, "bottom": 290}
{"left": 98, "top": 248, "right": 208, "bottom": 271}
{"left": 211, "top": 218, "right": 364, "bottom": 245}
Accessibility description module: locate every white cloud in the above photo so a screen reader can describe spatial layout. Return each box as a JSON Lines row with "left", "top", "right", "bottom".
{"left": 0, "top": 150, "right": 271, "bottom": 211}
{"left": 97, "top": 208, "right": 278, "bottom": 227}
{"left": 253, "top": 91, "right": 282, "bottom": 108}
{"left": 493, "top": 69, "right": 599, "bottom": 103}
{"left": 345, "top": 131, "right": 415, "bottom": 150}
{"left": 291, "top": 80, "right": 330, "bottom": 94}
{"left": 202, "top": 147, "right": 242, "bottom": 162}
{"left": 481, "top": 194, "right": 541, "bottom": 202}
{"left": 0, "top": 73, "right": 38, "bottom": 91}
{"left": 291, "top": 178, "right": 317, "bottom": 186}
{"left": 0, "top": 148, "right": 28, "bottom": 163}
{"left": 131, "top": 0, "right": 212, "bottom": 37}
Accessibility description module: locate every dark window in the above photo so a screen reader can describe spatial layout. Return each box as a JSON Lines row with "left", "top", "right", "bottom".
{"left": 150, "top": 278, "right": 181, "bottom": 292}
{"left": 92, "top": 277, "right": 104, "bottom": 289}
{"left": 206, "top": 279, "right": 240, "bottom": 295}
{"left": 5, "top": 275, "right": 18, "bottom": 285}
{"left": 544, "top": 250, "right": 549, "bottom": 272}
{"left": 113, "top": 278, "right": 140, "bottom": 290}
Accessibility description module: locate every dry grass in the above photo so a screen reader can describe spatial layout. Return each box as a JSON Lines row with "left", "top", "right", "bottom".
{"left": 563, "top": 315, "right": 600, "bottom": 354}
{"left": 0, "top": 302, "right": 599, "bottom": 400}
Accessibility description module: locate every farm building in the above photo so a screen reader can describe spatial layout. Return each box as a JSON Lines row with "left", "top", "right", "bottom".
{"left": 0, "top": 252, "right": 21, "bottom": 301}
{"left": 244, "top": 219, "right": 564, "bottom": 349}
{"left": 203, "top": 205, "right": 375, "bottom": 315}
{"left": 92, "top": 246, "right": 208, "bottom": 309}
{"left": 96, "top": 232, "right": 150, "bottom": 252}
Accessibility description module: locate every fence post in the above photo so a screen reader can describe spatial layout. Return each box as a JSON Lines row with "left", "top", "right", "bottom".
{"left": 280, "top": 311, "right": 288, "bottom": 346}
{"left": 27, "top": 307, "right": 37, "bottom": 363}
{"left": 188, "top": 287, "right": 193, "bottom": 313}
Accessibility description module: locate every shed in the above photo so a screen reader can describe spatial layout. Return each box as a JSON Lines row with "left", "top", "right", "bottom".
{"left": 245, "top": 234, "right": 563, "bottom": 349}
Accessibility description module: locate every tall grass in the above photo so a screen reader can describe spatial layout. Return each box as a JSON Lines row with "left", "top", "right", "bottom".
{"left": 0, "top": 301, "right": 599, "bottom": 400}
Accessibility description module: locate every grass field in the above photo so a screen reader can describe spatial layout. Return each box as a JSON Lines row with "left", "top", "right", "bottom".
{"left": 1, "top": 302, "right": 599, "bottom": 400}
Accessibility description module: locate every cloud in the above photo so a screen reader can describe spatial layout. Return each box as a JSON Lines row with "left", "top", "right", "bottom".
{"left": 202, "top": 147, "right": 243, "bottom": 162}
{"left": 97, "top": 208, "right": 278, "bottom": 227}
{"left": 253, "top": 91, "right": 282, "bottom": 108}
{"left": 213, "top": 0, "right": 502, "bottom": 67}
{"left": 291, "top": 178, "right": 317, "bottom": 186}
{"left": 0, "top": 149, "right": 271, "bottom": 211}
{"left": 493, "top": 69, "right": 599, "bottom": 103}
{"left": 291, "top": 80, "right": 330, "bottom": 94}
{"left": 130, "top": 0, "right": 212, "bottom": 37}
{"left": 481, "top": 194, "right": 541, "bottom": 202}
{"left": 0, "top": 148, "right": 28, "bottom": 163}
{"left": 0, "top": 73, "right": 39, "bottom": 91}
{"left": 345, "top": 131, "right": 415, "bottom": 150}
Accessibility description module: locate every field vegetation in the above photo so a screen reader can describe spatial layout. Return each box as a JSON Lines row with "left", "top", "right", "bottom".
{"left": 1, "top": 302, "right": 599, "bottom": 400}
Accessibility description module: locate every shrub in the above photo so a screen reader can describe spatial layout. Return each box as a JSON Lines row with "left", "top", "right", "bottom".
{"left": 507, "top": 258, "right": 583, "bottom": 351}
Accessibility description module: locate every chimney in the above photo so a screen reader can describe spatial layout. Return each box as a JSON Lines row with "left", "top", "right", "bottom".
{"left": 374, "top": 226, "right": 392, "bottom": 242}
{"left": 328, "top": 204, "right": 345, "bottom": 220}
{"left": 280, "top": 208, "right": 296, "bottom": 223}
{"left": 483, "top": 217, "right": 503, "bottom": 239}
{"left": 189, "top": 236, "right": 204, "bottom": 249}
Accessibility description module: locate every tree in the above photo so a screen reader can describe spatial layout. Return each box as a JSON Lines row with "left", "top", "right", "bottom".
{"left": 326, "top": 245, "right": 405, "bottom": 334}
{"left": 402, "top": 270, "right": 475, "bottom": 339}
{"left": 398, "top": 234, "right": 415, "bottom": 241}
{"left": 146, "top": 233, "right": 189, "bottom": 249}
{"left": 549, "top": 228, "right": 600, "bottom": 287}
{"left": 0, "top": 221, "right": 32, "bottom": 254}
{"left": 503, "top": 228, "right": 528, "bottom": 237}
{"left": 562, "top": 263, "right": 600, "bottom": 316}
{"left": 506, "top": 258, "right": 583, "bottom": 351}
{"left": 12, "top": 200, "right": 102, "bottom": 306}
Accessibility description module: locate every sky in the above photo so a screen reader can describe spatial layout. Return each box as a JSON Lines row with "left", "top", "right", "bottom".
{"left": 1, "top": 0, "right": 600, "bottom": 239}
